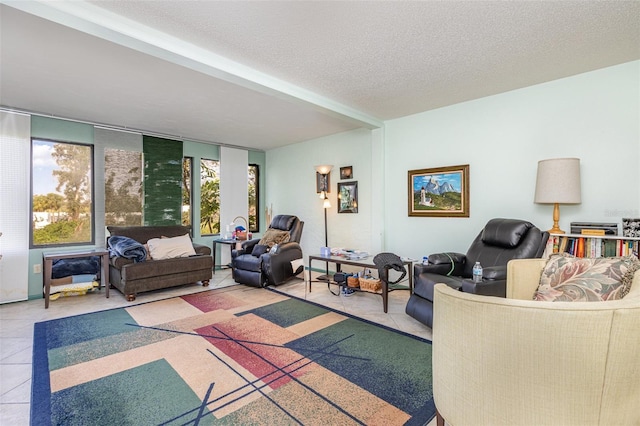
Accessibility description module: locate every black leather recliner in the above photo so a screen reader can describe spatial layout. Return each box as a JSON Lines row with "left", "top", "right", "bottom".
{"left": 406, "top": 218, "right": 549, "bottom": 328}
{"left": 231, "top": 215, "right": 304, "bottom": 287}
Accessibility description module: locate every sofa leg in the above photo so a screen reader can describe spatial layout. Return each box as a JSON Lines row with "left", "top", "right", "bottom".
{"left": 436, "top": 409, "right": 444, "bottom": 426}
{"left": 202, "top": 280, "right": 210, "bottom": 287}
{"left": 126, "top": 294, "right": 136, "bottom": 302}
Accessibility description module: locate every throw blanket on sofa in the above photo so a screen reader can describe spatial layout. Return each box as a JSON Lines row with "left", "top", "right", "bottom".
{"left": 108, "top": 235, "right": 147, "bottom": 263}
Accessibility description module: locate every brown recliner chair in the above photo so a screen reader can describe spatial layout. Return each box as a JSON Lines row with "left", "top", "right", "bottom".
{"left": 231, "top": 215, "right": 304, "bottom": 287}
{"left": 406, "top": 218, "right": 549, "bottom": 328}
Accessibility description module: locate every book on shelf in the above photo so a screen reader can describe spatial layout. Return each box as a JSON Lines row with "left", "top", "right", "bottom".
{"left": 581, "top": 229, "right": 605, "bottom": 236}
{"left": 550, "top": 236, "right": 639, "bottom": 259}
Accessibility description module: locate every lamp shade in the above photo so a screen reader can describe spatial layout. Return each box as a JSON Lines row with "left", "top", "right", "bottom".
{"left": 315, "top": 165, "right": 333, "bottom": 175}
{"left": 534, "top": 158, "right": 581, "bottom": 204}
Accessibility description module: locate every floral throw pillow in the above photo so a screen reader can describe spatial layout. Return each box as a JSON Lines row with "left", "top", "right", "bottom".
{"left": 534, "top": 253, "right": 640, "bottom": 302}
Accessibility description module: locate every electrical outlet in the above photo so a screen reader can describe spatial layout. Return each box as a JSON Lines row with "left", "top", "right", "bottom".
{"left": 33, "top": 263, "right": 42, "bottom": 274}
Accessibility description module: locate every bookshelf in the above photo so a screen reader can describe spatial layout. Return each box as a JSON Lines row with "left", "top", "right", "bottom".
{"left": 544, "top": 233, "right": 640, "bottom": 259}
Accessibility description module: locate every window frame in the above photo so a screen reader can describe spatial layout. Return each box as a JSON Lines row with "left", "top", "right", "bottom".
{"left": 30, "top": 138, "right": 95, "bottom": 249}
{"left": 200, "top": 157, "right": 220, "bottom": 236}
{"left": 182, "top": 156, "right": 193, "bottom": 229}
{"left": 248, "top": 163, "right": 260, "bottom": 233}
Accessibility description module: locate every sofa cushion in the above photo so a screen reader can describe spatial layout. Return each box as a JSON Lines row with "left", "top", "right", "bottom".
{"left": 147, "top": 234, "right": 196, "bottom": 260}
{"left": 534, "top": 253, "right": 640, "bottom": 302}
{"left": 258, "top": 228, "right": 290, "bottom": 248}
{"left": 120, "top": 255, "right": 211, "bottom": 281}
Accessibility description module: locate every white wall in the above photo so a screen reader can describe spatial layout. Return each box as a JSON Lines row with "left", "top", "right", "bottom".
{"left": 267, "top": 60, "right": 640, "bottom": 263}
{"left": 266, "top": 128, "right": 378, "bottom": 260}
{"left": 386, "top": 60, "right": 639, "bottom": 259}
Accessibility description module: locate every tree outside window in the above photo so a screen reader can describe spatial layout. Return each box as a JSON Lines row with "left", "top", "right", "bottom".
{"left": 182, "top": 157, "right": 192, "bottom": 227}
{"left": 248, "top": 164, "right": 259, "bottom": 232}
{"left": 200, "top": 159, "right": 220, "bottom": 235}
{"left": 104, "top": 148, "right": 143, "bottom": 226}
{"left": 31, "top": 139, "right": 94, "bottom": 247}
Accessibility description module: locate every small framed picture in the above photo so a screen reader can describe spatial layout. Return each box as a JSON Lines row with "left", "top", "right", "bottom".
{"left": 338, "top": 181, "right": 358, "bottom": 213}
{"left": 340, "top": 166, "right": 353, "bottom": 180}
{"left": 622, "top": 218, "right": 640, "bottom": 237}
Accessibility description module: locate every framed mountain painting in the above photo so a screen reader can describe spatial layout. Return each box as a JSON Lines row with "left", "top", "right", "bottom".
{"left": 408, "top": 164, "right": 469, "bottom": 217}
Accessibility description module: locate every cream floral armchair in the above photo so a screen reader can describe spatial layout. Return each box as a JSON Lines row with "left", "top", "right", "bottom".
{"left": 432, "top": 258, "right": 640, "bottom": 426}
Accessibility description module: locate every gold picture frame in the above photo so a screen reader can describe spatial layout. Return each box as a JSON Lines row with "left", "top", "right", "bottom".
{"left": 408, "top": 164, "right": 469, "bottom": 217}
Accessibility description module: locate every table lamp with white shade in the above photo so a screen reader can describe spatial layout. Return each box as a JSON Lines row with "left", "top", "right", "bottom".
{"left": 534, "top": 158, "right": 582, "bottom": 234}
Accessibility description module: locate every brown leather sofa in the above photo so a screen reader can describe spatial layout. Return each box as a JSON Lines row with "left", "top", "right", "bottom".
{"left": 107, "top": 225, "right": 212, "bottom": 301}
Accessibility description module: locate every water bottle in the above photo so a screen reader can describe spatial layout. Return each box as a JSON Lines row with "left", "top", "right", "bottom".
{"left": 472, "top": 261, "right": 483, "bottom": 283}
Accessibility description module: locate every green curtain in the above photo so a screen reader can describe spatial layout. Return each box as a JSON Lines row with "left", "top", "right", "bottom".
{"left": 143, "top": 136, "right": 183, "bottom": 225}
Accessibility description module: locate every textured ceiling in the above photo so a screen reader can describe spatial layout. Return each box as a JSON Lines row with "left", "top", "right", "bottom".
{"left": 1, "top": 1, "right": 639, "bottom": 150}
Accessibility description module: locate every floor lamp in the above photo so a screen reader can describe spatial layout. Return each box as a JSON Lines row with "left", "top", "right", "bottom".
{"left": 315, "top": 165, "right": 333, "bottom": 281}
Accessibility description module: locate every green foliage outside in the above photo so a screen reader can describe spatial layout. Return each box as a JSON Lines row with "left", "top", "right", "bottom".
{"left": 200, "top": 160, "right": 220, "bottom": 235}
{"left": 248, "top": 165, "right": 257, "bottom": 231}
{"left": 33, "top": 193, "right": 65, "bottom": 213}
{"left": 182, "top": 158, "right": 191, "bottom": 227}
{"left": 51, "top": 143, "right": 91, "bottom": 221}
{"left": 33, "top": 218, "right": 91, "bottom": 245}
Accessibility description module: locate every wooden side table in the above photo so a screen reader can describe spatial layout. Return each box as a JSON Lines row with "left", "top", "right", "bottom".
{"left": 42, "top": 250, "right": 109, "bottom": 308}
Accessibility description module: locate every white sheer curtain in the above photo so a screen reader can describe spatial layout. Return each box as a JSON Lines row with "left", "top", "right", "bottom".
{"left": 0, "top": 111, "right": 31, "bottom": 303}
{"left": 94, "top": 126, "right": 143, "bottom": 247}
{"left": 220, "top": 146, "right": 249, "bottom": 265}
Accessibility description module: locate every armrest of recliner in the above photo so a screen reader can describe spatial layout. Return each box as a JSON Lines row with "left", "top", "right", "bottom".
{"left": 232, "top": 239, "right": 260, "bottom": 258}
{"left": 460, "top": 266, "right": 508, "bottom": 297}
{"left": 261, "top": 242, "right": 303, "bottom": 284}
{"left": 414, "top": 252, "right": 466, "bottom": 276}
{"left": 461, "top": 278, "right": 507, "bottom": 297}
{"left": 262, "top": 241, "right": 302, "bottom": 261}
{"left": 481, "top": 265, "right": 507, "bottom": 280}
{"left": 428, "top": 252, "right": 466, "bottom": 265}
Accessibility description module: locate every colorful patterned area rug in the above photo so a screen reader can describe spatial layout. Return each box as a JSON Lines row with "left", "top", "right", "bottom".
{"left": 31, "top": 287, "right": 434, "bottom": 425}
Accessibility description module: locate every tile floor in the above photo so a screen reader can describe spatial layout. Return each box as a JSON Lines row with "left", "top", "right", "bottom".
{"left": 0, "top": 269, "right": 433, "bottom": 425}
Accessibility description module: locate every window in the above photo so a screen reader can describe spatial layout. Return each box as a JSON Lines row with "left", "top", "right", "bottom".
{"left": 31, "top": 139, "right": 94, "bottom": 247}
{"left": 182, "top": 157, "right": 192, "bottom": 227}
{"left": 104, "top": 148, "right": 143, "bottom": 226}
{"left": 248, "top": 164, "right": 259, "bottom": 232}
{"left": 200, "top": 158, "right": 220, "bottom": 235}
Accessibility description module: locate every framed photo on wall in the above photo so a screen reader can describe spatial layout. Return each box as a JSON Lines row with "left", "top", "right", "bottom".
{"left": 340, "top": 166, "right": 353, "bottom": 180}
{"left": 408, "top": 164, "right": 469, "bottom": 217}
{"left": 338, "top": 181, "right": 358, "bottom": 213}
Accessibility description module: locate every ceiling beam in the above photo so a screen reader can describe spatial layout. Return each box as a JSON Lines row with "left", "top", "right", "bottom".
{"left": 3, "top": 0, "right": 384, "bottom": 130}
